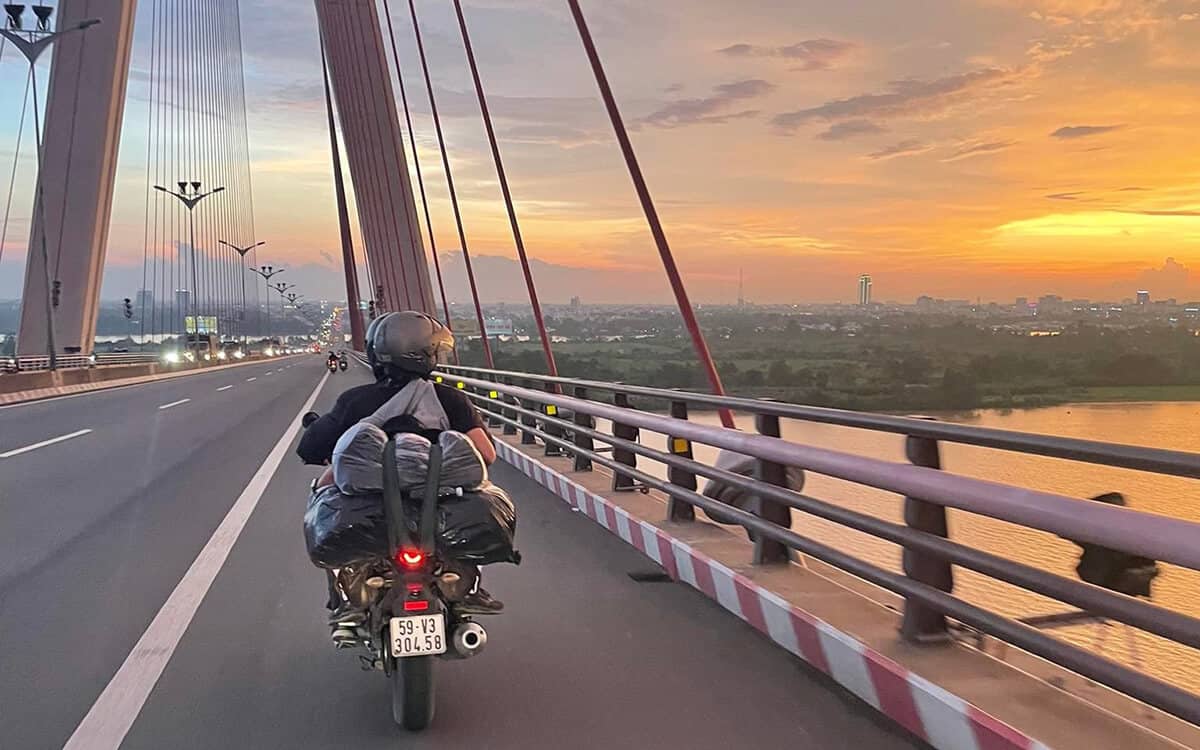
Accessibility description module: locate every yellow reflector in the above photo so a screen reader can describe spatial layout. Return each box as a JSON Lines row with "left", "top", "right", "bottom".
{"left": 672, "top": 438, "right": 690, "bottom": 454}
{"left": 489, "top": 390, "right": 499, "bottom": 399}
{"left": 545, "top": 405, "right": 558, "bottom": 416}
{"left": 456, "top": 381, "right": 466, "bottom": 389}
{"left": 435, "top": 375, "right": 444, "bottom": 383}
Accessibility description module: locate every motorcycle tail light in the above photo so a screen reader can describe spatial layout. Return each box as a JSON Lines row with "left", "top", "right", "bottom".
{"left": 403, "top": 600, "right": 430, "bottom": 612}
{"left": 398, "top": 548, "right": 425, "bottom": 569}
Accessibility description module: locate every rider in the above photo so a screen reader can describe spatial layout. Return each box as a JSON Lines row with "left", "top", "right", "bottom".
{"left": 298, "top": 311, "right": 501, "bottom": 613}
{"left": 326, "top": 350, "right": 338, "bottom": 369}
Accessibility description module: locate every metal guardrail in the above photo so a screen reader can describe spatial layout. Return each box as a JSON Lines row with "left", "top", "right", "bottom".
{"left": 439, "top": 364, "right": 1200, "bottom": 726}
{"left": 2, "top": 353, "right": 160, "bottom": 373}
{"left": 442, "top": 365, "right": 1200, "bottom": 479}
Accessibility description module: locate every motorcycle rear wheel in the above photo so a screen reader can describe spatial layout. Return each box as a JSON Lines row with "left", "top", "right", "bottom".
{"left": 391, "top": 655, "right": 435, "bottom": 731}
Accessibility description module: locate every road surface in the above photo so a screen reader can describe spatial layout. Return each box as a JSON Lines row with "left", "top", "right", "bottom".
{"left": 0, "top": 357, "right": 923, "bottom": 749}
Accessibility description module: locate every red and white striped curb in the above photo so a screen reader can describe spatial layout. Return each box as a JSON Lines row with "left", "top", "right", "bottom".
{"left": 496, "top": 440, "right": 1051, "bottom": 750}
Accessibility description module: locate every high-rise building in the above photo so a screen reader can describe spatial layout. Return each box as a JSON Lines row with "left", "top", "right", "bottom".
{"left": 174, "top": 289, "right": 191, "bottom": 334}
{"left": 857, "top": 274, "right": 872, "bottom": 306}
{"left": 1137, "top": 290, "right": 1150, "bottom": 306}
{"left": 136, "top": 289, "right": 154, "bottom": 312}
{"left": 569, "top": 295, "right": 581, "bottom": 310}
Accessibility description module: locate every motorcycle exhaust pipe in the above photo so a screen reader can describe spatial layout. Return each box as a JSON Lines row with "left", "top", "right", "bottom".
{"left": 452, "top": 622, "right": 487, "bottom": 658}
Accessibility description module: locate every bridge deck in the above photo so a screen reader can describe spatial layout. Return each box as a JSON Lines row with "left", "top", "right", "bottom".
{"left": 0, "top": 360, "right": 921, "bottom": 749}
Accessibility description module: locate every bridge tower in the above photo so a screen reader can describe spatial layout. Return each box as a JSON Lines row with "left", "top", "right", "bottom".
{"left": 16, "top": 0, "right": 138, "bottom": 356}
{"left": 314, "top": 0, "right": 434, "bottom": 317}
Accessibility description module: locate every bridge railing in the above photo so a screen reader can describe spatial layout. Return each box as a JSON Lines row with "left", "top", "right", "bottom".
{"left": 1, "top": 353, "right": 162, "bottom": 374}
{"left": 440, "top": 364, "right": 1200, "bottom": 726}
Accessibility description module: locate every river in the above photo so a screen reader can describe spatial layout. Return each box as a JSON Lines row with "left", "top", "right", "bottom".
{"left": 612, "top": 401, "right": 1200, "bottom": 693}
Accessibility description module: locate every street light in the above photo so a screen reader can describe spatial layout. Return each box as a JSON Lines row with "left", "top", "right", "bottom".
{"left": 219, "top": 239, "right": 265, "bottom": 346}
{"left": 154, "top": 182, "right": 224, "bottom": 364}
{"left": 251, "top": 264, "right": 284, "bottom": 343}
{"left": 2, "top": 5, "right": 101, "bottom": 370}
{"left": 272, "top": 282, "right": 296, "bottom": 348}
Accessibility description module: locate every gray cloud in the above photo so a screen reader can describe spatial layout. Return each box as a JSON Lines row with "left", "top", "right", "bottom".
{"left": 866, "top": 139, "right": 931, "bottom": 161}
{"left": 1046, "top": 192, "right": 1085, "bottom": 200}
{"left": 1050, "top": 125, "right": 1123, "bottom": 139}
{"left": 718, "top": 39, "right": 855, "bottom": 71}
{"left": 772, "top": 68, "right": 1017, "bottom": 133}
{"left": 639, "top": 79, "right": 775, "bottom": 129}
{"left": 816, "top": 119, "right": 886, "bottom": 141}
{"left": 942, "top": 140, "right": 1017, "bottom": 162}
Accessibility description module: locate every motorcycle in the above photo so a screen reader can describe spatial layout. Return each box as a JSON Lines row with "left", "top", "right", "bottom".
{"left": 338, "top": 357, "right": 348, "bottom": 372}
{"left": 326, "top": 357, "right": 339, "bottom": 373}
{"left": 301, "top": 412, "right": 490, "bottom": 731}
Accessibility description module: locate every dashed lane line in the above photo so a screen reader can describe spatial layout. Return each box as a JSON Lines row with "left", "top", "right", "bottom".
{"left": 0, "top": 429, "right": 93, "bottom": 458}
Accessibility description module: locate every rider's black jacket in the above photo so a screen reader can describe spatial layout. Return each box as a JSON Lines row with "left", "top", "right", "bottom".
{"left": 297, "top": 378, "right": 484, "bottom": 465}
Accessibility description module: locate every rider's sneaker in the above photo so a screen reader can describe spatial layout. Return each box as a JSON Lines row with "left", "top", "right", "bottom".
{"left": 458, "top": 587, "right": 504, "bottom": 615}
{"left": 328, "top": 606, "right": 366, "bottom": 627}
{"left": 331, "top": 626, "right": 359, "bottom": 648}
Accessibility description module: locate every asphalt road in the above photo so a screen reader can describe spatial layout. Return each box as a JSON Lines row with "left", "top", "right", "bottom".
{"left": 0, "top": 358, "right": 923, "bottom": 749}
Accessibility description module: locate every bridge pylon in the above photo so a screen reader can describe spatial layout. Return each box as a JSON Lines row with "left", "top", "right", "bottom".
{"left": 314, "top": 0, "right": 434, "bottom": 318}
{"left": 16, "top": 0, "right": 138, "bottom": 357}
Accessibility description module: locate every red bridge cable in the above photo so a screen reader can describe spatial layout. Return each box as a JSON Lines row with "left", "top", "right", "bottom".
{"left": 565, "top": 0, "right": 734, "bottom": 429}
{"left": 452, "top": 0, "right": 558, "bottom": 379}
{"left": 381, "top": 0, "right": 453, "bottom": 333}
{"left": 406, "top": 0, "right": 494, "bottom": 368}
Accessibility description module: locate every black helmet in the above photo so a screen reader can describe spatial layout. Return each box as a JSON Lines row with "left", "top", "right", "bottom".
{"left": 364, "top": 312, "right": 393, "bottom": 375}
{"left": 369, "top": 311, "right": 454, "bottom": 377}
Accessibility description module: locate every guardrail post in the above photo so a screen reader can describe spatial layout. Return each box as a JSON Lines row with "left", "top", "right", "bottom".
{"left": 542, "top": 384, "right": 565, "bottom": 457}
{"left": 501, "top": 376, "right": 517, "bottom": 436}
{"left": 901, "top": 428, "right": 953, "bottom": 642}
{"left": 666, "top": 398, "right": 696, "bottom": 522}
{"left": 486, "top": 374, "right": 502, "bottom": 428}
{"left": 611, "top": 391, "right": 639, "bottom": 492}
{"left": 519, "top": 379, "right": 538, "bottom": 445}
{"left": 753, "top": 413, "right": 794, "bottom": 565}
{"left": 572, "top": 386, "right": 594, "bottom": 472}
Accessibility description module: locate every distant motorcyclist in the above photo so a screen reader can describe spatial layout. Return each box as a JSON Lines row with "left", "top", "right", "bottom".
{"left": 299, "top": 311, "right": 500, "bottom": 613}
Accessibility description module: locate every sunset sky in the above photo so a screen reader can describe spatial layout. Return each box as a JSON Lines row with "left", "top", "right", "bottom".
{"left": 3, "top": 0, "right": 1200, "bottom": 304}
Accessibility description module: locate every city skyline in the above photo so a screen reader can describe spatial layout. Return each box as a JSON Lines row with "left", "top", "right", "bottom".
{"left": 3, "top": 1, "right": 1200, "bottom": 308}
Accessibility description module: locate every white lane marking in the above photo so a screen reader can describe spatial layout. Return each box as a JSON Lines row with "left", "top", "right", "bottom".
{"left": 157, "top": 398, "right": 190, "bottom": 411}
{"left": 246, "top": 377, "right": 257, "bottom": 382}
{"left": 0, "top": 428, "right": 93, "bottom": 458}
{"left": 216, "top": 385, "right": 233, "bottom": 392}
{"left": 0, "top": 359, "right": 281, "bottom": 412}
{"left": 264, "top": 370, "right": 274, "bottom": 375}
{"left": 63, "top": 371, "right": 330, "bottom": 750}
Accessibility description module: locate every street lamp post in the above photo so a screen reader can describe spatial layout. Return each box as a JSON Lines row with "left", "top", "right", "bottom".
{"left": 252, "top": 265, "right": 284, "bottom": 344}
{"left": 2, "top": 5, "right": 101, "bottom": 370}
{"left": 219, "top": 239, "right": 265, "bottom": 347}
{"left": 154, "top": 181, "right": 224, "bottom": 365}
{"left": 273, "top": 282, "right": 295, "bottom": 344}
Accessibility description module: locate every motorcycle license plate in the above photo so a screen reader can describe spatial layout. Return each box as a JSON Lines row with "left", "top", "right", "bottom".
{"left": 389, "top": 614, "right": 447, "bottom": 658}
